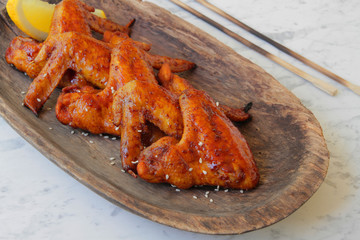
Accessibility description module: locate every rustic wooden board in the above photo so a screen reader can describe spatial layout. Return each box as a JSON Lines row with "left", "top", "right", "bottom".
{"left": 0, "top": 0, "right": 329, "bottom": 234}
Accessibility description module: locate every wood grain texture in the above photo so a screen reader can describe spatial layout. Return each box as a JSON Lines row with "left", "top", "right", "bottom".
{"left": 0, "top": 0, "right": 329, "bottom": 234}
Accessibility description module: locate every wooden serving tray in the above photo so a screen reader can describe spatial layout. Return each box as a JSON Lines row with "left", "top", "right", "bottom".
{"left": 0, "top": 0, "right": 329, "bottom": 234}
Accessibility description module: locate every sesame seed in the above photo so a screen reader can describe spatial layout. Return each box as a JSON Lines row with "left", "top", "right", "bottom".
{"left": 109, "top": 157, "right": 116, "bottom": 161}
{"left": 104, "top": 136, "right": 109, "bottom": 139}
{"left": 85, "top": 108, "right": 88, "bottom": 112}
{"left": 21, "top": 91, "right": 26, "bottom": 94}
{"left": 188, "top": 168, "right": 193, "bottom": 172}
{"left": 121, "top": 169, "right": 126, "bottom": 173}
{"left": 47, "top": 107, "right": 52, "bottom": 110}
{"left": 193, "top": 195, "right": 198, "bottom": 199}
{"left": 215, "top": 185, "right": 220, "bottom": 191}
{"left": 24, "top": 72, "right": 27, "bottom": 76}
{"left": 224, "top": 189, "right": 229, "bottom": 192}
{"left": 99, "top": 133, "right": 103, "bottom": 136}
{"left": 112, "top": 137, "right": 117, "bottom": 140}
{"left": 202, "top": 170, "right": 207, "bottom": 175}
{"left": 111, "top": 87, "right": 115, "bottom": 94}
{"left": 71, "top": 130, "right": 75, "bottom": 134}
{"left": 155, "top": 155, "right": 158, "bottom": 158}
{"left": 48, "top": 127, "right": 52, "bottom": 130}
{"left": 199, "top": 158, "right": 202, "bottom": 164}
{"left": 21, "top": 103, "right": 24, "bottom": 106}
{"left": 37, "top": 98, "right": 41, "bottom": 102}
{"left": 175, "top": 189, "right": 181, "bottom": 192}
{"left": 89, "top": 140, "right": 94, "bottom": 144}
{"left": 115, "top": 126, "right": 119, "bottom": 131}
{"left": 240, "top": 190, "right": 244, "bottom": 194}
{"left": 198, "top": 141, "right": 203, "bottom": 146}
{"left": 171, "top": 184, "right": 176, "bottom": 188}
{"left": 216, "top": 101, "right": 219, "bottom": 107}
{"left": 165, "top": 174, "right": 169, "bottom": 180}
{"left": 209, "top": 199, "right": 214, "bottom": 203}
{"left": 205, "top": 192, "right": 209, "bottom": 198}
{"left": 110, "top": 162, "right": 115, "bottom": 165}
{"left": 137, "top": 129, "right": 142, "bottom": 133}
{"left": 131, "top": 160, "right": 138, "bottom": 164}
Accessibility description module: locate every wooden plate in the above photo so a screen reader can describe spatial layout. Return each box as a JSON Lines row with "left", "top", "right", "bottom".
{"left": 0, "top": 0, "right": 329, "bottom": 234}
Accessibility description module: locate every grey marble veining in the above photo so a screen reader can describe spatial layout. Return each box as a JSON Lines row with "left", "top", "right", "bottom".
{"left": 1, "top": 0, "right": 360, "bottom": 239}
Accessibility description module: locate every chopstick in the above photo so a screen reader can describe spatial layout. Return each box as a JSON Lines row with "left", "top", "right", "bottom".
{"left": 170, "top": 0, "right": 338, "bottom": 96}
{"left": 196, "top": 0, "right": 360, "bottom": 96}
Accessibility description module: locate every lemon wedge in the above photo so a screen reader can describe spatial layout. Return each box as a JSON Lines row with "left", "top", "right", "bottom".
{"left": 6, "top": 0, "right": 106, "bottom": 41}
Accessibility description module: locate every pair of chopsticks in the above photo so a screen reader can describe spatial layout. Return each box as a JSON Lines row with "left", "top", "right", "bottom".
{"left": 170, "top": 0, "right": 360, "bottom": 96}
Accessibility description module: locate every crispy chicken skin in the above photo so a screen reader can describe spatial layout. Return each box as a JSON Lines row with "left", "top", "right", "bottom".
{"left": 136, "top": 65, "right": 259, "bottom": 189}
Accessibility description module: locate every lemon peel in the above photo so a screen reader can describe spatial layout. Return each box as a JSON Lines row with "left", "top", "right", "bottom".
{"left": 6, "top": 0, "right": 106, "bottom": 41}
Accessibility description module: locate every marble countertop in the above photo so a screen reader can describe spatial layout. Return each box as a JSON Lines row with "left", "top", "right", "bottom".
{"left": 1, "top": 0, "right": 360, "bottom": 239}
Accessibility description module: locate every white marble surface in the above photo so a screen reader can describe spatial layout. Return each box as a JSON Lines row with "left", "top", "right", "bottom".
{"left": 1, "top": 0, "right": 360, "bottom": 239}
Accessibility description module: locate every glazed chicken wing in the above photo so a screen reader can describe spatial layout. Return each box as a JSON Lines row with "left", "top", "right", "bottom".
{"left": 24, "top": 32, "right": 112, "bottom": 115}
{"left": 56, "top": 38, "right": 192, "bottom": 137}
{"left": 132, "top": 64, "right": 259, "bottom": 189}
{"left": 113, "top": 80, "right": 183, "bottom": 173}
{"left": 5, "top": 0, "right": 133, "bottom": 80}
{"left": 23, "top": 30, "right": 195, "bottom": 115}
{"left": 5, "top": 0, "right": 259, "bottom": 191}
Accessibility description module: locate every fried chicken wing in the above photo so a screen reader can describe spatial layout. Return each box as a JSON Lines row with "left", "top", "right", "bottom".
{"left": 5, "top": 0, "right": 133, "bottom": 79}
{"left": 5, "top": 36, "right": 94, "bottom": 89}
{"left": 24, "top": 32, "right": 112, "bottom": 114}
{"left": 56, "top": 83, "right": 120, "bottom": 135}
{"left": 56, "top": 38, "right": 191, "bottom": 138}
{"left": 6, "top": 0, "right": 259, "bottom": 191}
{"left": 133, "top": 65, "right": 259, "bottom": 189}
{"left": 22, "top": 29, "right": 195, "bottom": 115}
{"left": 113, "top": 80, "right": 183, "bottom": 172}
